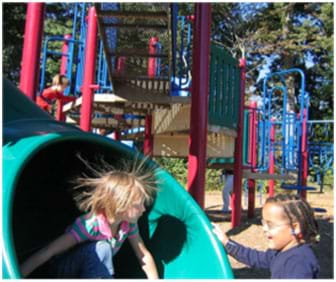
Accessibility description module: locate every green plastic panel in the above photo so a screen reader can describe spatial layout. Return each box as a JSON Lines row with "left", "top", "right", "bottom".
{"left": 209, "top": 43, "right": 240, "bottom": 130}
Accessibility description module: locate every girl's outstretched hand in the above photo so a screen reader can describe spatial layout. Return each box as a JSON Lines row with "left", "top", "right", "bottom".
{"left": 212, "top": 223, "right": 229, "bottom": 246}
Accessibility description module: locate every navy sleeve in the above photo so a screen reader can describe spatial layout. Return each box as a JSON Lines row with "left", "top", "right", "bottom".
{"left": 225, "top": 239, "right": 276, "bottom": 269}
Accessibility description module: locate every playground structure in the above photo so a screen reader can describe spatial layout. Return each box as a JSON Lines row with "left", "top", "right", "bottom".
{"left": 3, "top": 2, "right": 334, "bottom": 278}
{"left": 242, "top": 69, "right": 333, "bottom": 216}
{"left": 4, "top": 3, "right": 237, "bottom": 279}
{"left": 18, "top": 2, "right": 241, "bottom": 214}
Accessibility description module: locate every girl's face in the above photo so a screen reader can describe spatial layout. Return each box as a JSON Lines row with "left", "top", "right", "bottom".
{"left": 120, "top": 197, "right": 146, "bottom": 223}
{"left": 262, "top": 203, "right": 299, "bottom": 252}
{"left": 55, "top": 83, "right": 68, "bottom": 92}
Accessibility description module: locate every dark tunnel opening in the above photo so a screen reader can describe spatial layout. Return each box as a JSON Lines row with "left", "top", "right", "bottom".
{"left": 12, "top": 139, "right": 149, "bottom": 278}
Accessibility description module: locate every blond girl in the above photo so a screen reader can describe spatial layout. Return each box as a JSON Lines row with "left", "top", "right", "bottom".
{"left": 20, "top": 159, "right": 158, "bottom": 278}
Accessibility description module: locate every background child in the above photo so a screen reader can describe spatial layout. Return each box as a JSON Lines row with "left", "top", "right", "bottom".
{"left": 36, "top": 74, "right": 76, "bottom": 113}
{"left": 213, "top": 193, "right": 320, "bottom": 278}
{"left": 221, "top": 169, "right": 234, "bottom": 213}
{"left": 20, "top": 158, "right": 159, "bottom": 279}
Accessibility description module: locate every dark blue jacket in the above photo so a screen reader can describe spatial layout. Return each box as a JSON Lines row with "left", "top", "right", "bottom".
{"left": 226, "top": 240, "right": 320, "bottom": 278}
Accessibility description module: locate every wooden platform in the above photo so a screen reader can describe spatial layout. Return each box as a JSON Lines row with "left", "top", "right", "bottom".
{"left": 242, "top": 171, "right": 296, "bottom": 181}
{"left": 62, "top": 93, "right": 189, "bottom": 117}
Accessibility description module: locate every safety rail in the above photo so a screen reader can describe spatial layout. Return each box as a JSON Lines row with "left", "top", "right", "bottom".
{"left": 209, "top": 42, "right": 240, "bottom": 129}
{"left": 307, "top": 120, "right": 334, "bottom": 192}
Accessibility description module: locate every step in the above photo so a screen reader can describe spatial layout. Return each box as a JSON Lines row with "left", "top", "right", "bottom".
{"left": 280, "top": 184, "right": 317, "bottom": 191}
{"left": 108, "top": 50, "right": 168, "bottom": 58}
{"left": 102, "top": 23, "right": 168, "bottom": 30}
{"left": 243, "top": 171, "right": 296, "bottom": 181}
{"left": 112, "top": 74, "right": 169, "bottom": 81}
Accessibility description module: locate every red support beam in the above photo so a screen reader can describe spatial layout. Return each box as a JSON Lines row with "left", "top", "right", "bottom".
{"left": 144, "top": 114, "right": 153, "bottom": 156}
{"left": 187, "top": 3, "right": 211, "bottom": 209}
{"left": 231, "top": 58, "right": 246, "bottom": 227}
{"left": 56, "top": 34, "right": 72, "bottom": 122}
{"left": 60, "top": 34, "right": 72, "bottom": 75}
{"left": 19, "top": 3, "right": 45, "bottom": 101}
{"left": 247, "top": 101, "right": 257, "bottom": 218}
{"left": 300, "top": 108, "right": 308, "bottom": 199}
{"left": 55, "top": 100, "right": 65, "bottom": 122}
{"left": 268, "top": 118, "right": 275, "bottom": 197}
{"left": 80, "top": 7, "right": 98, "bottom": 132}
{"left": 148, "top": 37, "right": 159, "bottom": 78}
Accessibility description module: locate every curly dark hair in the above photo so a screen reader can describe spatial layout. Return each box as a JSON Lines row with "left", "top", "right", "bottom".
{"left": 265, "top": 193, "right": 319, "bottom": 244}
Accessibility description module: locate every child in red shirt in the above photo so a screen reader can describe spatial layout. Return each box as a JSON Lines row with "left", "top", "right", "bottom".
{"left": 37, "top": 74, "right": 76, "bottom": 113}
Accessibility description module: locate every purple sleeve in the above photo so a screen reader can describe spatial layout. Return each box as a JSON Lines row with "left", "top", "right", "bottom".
{"left": 225, "top": 240, "right": 276, "bottom": 269}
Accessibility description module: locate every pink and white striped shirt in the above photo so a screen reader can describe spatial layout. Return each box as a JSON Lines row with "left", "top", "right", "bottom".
{"left": 67, "top": 213, "right": 139, "bottom": 255}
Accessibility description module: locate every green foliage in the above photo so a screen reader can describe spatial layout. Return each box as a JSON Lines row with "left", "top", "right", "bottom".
{"left": 3, "top": 3, "right": 26, "bottom": 83}
{"left": 42, "top": 3, "right": 74, "bottom": 87}
{"left": 211, "top": 3, "right": 333, "bottom": 120}
{"left": 154, "top": 157, "right": 222, "bottom": 191}
{"left": 154, "top": 157, "right": 188, "bottom": 186}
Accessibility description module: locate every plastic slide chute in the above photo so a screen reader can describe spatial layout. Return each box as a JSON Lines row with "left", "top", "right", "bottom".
{"left": 2, "top": 78, "right": 234, "bottom": 279}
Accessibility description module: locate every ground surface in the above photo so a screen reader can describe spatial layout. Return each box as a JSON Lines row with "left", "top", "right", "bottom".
{"left": 204, "top": 190, "right": 334, "bottom": 279}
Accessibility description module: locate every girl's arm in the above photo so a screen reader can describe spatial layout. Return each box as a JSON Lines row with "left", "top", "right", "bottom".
{"left": 20, "top": 232, "right": 77, "bottom": 278}
{"left": 213, "top": 223, "right": 275, "bottom": 269}
{"left": 129, "top": 234, "right": 158, "bottom": 279}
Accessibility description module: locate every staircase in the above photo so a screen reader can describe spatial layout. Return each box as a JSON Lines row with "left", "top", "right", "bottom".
{"left": 94, "top": 3, "right": 189, "bottom": 112}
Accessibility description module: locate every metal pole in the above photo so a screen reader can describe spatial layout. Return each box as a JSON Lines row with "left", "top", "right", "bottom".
{"left": 80, "top": 7, "right": 98, "bottom": 132}
{"left": 60, "top": 34, "right": 72, "bottom": 75}
{"left": 247, "top": 101, "right": 257, "bottom": 218}
{"left": 268, "top": 118, "right": 275, "bottom": 197}
{"left": 300, "top": 108, "right": 308, "bottom": 199}
{"left": 231, "top": 59, "right": 246, "bottom": 227}
{"left": 231, "top": 58, "right": 246, "bottom": 227}
{"left": 148, "top": 37, "right": 159, "bottom": 78}
{"left": 19, "top": 3, "right": 45, "bottom": 101}
{"left": 56, "top": 34, "right": 72, "bottom": 121}
{"left": 144, "top": 114, "right": 153, "bottom": 156}
{"left": 187, "top": 3, "right": 211, "bottom": 208}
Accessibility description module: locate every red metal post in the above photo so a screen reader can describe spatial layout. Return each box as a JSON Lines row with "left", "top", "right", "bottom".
{"left": 113, "top": 114, "right": 122, "bottom": 141}
{"left": 60, "top": 34, "right": 72, "bottom": 75}
{"left": 56, "top": 100, "right": 65, "bottom": 121}
{"left": 268, "top": 118, "right": 275, "bottom": 197}
{"left": 144, "top": 114, "right": 153, "bottom": 156}
{"left": 113, "top": 131, "right": 121, "bottom": 141}
{"left": 117, "top": 56, "right": 126, "bottom": 75}
{"left": 148, "top": 37, "right": 159, "bottom": 78}
{"left": 300, "top": 108, "right": 308, "bottom": 199}
{"left": 231, "top": 58, "right": 246, "bottom": 228}
{"left": 247, "top": 101, "right": 257, "bottom": 218}
{"left": 56, "top": 34, "right": 72, "bottom": 122}
{"left": 19, "top": 3, "right": 45, "bottom": 101}
{"left": 80, "top": 7, "right": 98, "bottom": 132}
{"left": 187, "top": 4, "right": 211, "bottom": 208}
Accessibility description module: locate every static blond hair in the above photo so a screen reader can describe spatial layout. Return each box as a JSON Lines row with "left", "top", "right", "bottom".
{"left": 52, "top": 74, "right": 69, "bottom": 87}
{"left": 72, "top": 155, "right": 158, "bottom": 221}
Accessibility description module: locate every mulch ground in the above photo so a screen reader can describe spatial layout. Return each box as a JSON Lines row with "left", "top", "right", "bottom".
{"left": 204, "top": 190, "right": 334, "bottom": 279}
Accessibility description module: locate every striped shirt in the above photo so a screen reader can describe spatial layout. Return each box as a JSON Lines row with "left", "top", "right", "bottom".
{"left": 67, "top": 213, "right": 139, "bottom": 255}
